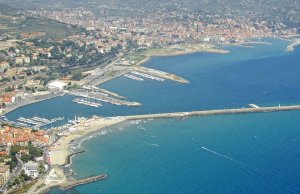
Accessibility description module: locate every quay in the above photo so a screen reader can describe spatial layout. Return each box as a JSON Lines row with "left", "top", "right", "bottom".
{"left": 124, "top": 105, "right": 300, "bottom": 120}
{"left": 61, "top": 174, "right": 108, "bottom": 190}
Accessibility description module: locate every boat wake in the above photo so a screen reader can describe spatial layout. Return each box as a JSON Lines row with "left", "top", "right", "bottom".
{"left": 142, "top": 134, "right": 158, "bottom": 138}
{"left": 143, "top": 141, "right": 159, "bottom": 147}
{"left": 201, "top": 146, "right": 254, "bottom": 169}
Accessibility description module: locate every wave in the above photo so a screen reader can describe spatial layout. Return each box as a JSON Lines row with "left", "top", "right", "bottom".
{"left": 142, "top": 134, "right": 158, "bottom": 138}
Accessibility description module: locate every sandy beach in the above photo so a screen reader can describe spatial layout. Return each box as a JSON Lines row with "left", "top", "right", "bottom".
{"left": 29, "top": 117, "right": 126, "bottom": 194}
{"left": 49, "top": 116, "right": 126, "bottom": 166}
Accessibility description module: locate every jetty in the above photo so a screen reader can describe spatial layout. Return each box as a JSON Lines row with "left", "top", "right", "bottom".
{"left": 61, "top": 174, "right": 108, "bottom": 190}
{"left": 124, "top": 105, "right": 300, "bottom": 120}
{"left": 65, "top": 150, "right": 85, "bottom": 165}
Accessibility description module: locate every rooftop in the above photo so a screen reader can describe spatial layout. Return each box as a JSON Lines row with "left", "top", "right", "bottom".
{"left": 0, "top": 164, "right": 9, "bottom": 173}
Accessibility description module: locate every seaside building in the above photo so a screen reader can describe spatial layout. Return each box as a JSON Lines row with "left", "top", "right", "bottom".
{"left": 0, "top": 164, "right": 10, "bottom": 187}
{"left": 23, "top": 161, "right": 39, "bottom": 179}
{"left": 1, "top": 92, "right": 16, "bottom": 105}
{"left": 47, "top": 80, "right": 67, "bottom": 90}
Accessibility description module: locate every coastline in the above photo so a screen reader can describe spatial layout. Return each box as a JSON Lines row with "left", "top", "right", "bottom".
{"left": 3, "top": 43, "right": 230, "bottom": 116}
{"left": 37, "top": 103, "right": 300, "bottom": 193}
{"left": 31, "top": 117, "right": 126, "bottom": 194}
{"left": 22, "top": 38, "right": 300, "bottom": 193}
{"left": 2, "top": 42, "right": 254, "bottom": 194}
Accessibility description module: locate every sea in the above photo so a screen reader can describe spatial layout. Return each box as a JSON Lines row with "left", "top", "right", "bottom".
{"left": 6, "top": 38, "right": 300, "bottom": 193}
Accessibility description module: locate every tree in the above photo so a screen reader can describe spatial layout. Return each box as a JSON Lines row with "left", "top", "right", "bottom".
{"left": 21, "top": 154, "right": 31, "bottom": 163}
{"left": 72, "top": 72, "right": 82, "bottom": 81}
{"left": 4, "top": 86, "right": 14, "bottom": 92}
{"left": 28, "top": 143, "right": 43, "bottom": 158}
{"left": 10, "top": 145, "right": 21, "bottom": 155}
{"left": 20, "top": 170, "right": 31, "bottom": 181}
{"left": 38, "top": 163, "right": 45, "bottom": 174}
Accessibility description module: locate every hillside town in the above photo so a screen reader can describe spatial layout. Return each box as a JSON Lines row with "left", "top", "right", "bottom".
{"left": 0, "top": 124, "right": 49, "bottom": 193}
{"left": 0, "top": 2, "right": 300, "bottom": 193}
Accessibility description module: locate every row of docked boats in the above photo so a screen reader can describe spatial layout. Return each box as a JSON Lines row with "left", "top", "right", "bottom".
{"left": 72, "top": 98, "right": 102, "bottom": 108}
{"left": 131, "top": 71, "right": 165, "bottom": 81}
{"left": 123, "top": 74, "right": 144, "bottom": 81}
{"left": 16, "top": 116, "right": 64, "bottom": 129}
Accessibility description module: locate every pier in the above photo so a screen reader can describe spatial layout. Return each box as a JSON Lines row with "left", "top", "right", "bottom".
{"left": 61, "top": 174, "right": 108, "bottom": 190}
{"left": 124, "top": 105, "right": 300, "bottom": 120}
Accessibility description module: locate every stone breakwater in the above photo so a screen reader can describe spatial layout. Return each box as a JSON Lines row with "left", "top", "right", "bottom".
{"left": 124, "top": 105, "right": 300, "bottom": 120}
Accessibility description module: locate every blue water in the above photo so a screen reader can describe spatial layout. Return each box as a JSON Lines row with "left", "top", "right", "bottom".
{"left": 49, "top": 111, "right": 300, "bottom": 194}
{"left": 6, "top": 39, "right": 300, "bottom": 193}
{"left": 6, "top": 39, "right": 300, "bottom": 122}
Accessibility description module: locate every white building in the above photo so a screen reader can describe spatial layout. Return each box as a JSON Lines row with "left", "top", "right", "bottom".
{"left": 23, "top": 161, "right": 39, "bottom": 179}
{"left": 47, "top": 80, "right": 67, "bottom": 90}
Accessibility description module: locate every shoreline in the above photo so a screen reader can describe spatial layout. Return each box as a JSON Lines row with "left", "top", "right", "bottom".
{"left": 39, "top": 103, "right": 300, "bottom": 193}
{"left": 54, "top": 104, "right": 300, "bottom": 164}
{"left": 4, "top": 43, "right": 230, "bottom": 116}
{"left": 49, "top": 117, "right": 126, "bottom": 166}
{"left": 3, "top": 92, "right": 64, "bottom": 115}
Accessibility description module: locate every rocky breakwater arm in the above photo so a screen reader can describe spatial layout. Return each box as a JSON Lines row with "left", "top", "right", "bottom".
{"left": 124, "top": 105, "right": 300, "bottom": 120}
{"left": 60, "top": 174, "right": 108, "bottom": 190}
